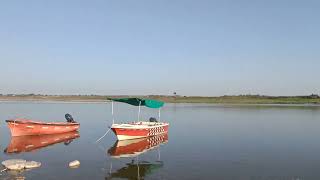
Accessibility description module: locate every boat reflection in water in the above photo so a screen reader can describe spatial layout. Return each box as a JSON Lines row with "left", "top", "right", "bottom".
{"left": 106, "top": 133, "right": 168, "bottom": 180}
{"left": 4, "top": 131, "right": 80, "bottom": 154}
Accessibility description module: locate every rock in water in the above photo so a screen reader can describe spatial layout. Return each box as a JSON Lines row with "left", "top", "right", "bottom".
{"left": 25, "top": 161, "right": 41, "bottom": 169}
{"left": 2, "top": 159, "right": 41, "bottom": 171}
{"left": 69, "top": 160, "right": 80, "bottom": 168}
{"left": 2, "top": 159, "right": 26, "bottom": 167}
{"left": 1, "top": 159, "right": 27, "bottom": 170}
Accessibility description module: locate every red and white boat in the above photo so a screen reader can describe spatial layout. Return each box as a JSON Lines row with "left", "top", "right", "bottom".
{"left": 6, "top": 114, "right": 80, "bottom": 136}
{"left": 108, "top": 98, "right": 169, "bottom": 141}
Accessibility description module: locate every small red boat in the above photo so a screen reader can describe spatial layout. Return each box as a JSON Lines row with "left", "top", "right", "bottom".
{"left": 6, "top": 115, "right": 80, "bottom": 137}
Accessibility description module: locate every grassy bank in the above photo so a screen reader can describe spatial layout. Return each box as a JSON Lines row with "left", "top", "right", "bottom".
{"left": 162, "top": 95, "right": 320, "bottom": 104}
{"left": 0, "top": 94, "right": 320, "bottom": 104}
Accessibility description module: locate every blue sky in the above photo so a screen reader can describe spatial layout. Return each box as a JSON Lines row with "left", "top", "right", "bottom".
{"left": 0, "top": 0, "right": 319, "bottom": 96}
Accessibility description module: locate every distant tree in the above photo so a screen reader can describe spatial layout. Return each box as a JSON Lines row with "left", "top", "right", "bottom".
{"left": 310, "top": 94, "right": 320, "bottom": 98}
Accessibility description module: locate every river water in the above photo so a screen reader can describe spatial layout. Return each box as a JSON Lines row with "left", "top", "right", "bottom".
{"left": 1, "top": 102, "right": 320, "bottom": 180}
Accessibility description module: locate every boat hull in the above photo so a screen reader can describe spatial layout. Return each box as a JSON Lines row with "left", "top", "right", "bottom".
{"left": 6, "top": 119, "right": 80, "bottom": 136}
{"left": 111, "top": 122, "right": 169, "bottom": 141}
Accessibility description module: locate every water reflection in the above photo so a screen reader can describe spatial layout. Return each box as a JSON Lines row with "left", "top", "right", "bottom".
{"left": 108, "top": 133, "right": 168, "bottom": 158}
{"left": 1, "top": 170, "right": 26, "bottom": 180}
{"left": 4, "top": 131, "right": 80, "bottom": 154}
{"left": 106, "top": 160, "right": 163, "bottom": 180}
{"left": 106, "top": 134, "right": 168, "bottom": 180}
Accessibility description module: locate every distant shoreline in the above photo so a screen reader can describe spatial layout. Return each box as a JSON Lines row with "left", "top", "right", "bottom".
{"left": 0, "top": 95, "right": 319, "bottom": 104}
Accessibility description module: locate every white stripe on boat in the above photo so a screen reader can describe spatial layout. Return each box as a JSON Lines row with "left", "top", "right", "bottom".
{"left": 26, "top": 145, "right": 34, "bottom": 148}
{"left": 116, "top": 135, "right": 145, "bottom": 141}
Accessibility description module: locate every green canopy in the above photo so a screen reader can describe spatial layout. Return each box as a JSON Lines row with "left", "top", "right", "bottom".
{"left": 108, "top": 98, "right": 164, "bottom": 109}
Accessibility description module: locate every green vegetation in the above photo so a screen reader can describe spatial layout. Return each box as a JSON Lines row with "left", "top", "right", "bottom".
{"left": 160, "top": 95, "right": 320, "bottom": 104}
{"left": 0, "top": 94, "right": 320, "bottom": 104}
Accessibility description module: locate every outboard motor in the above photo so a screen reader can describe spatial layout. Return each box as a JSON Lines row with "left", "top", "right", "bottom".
{"left": 65, "top": 113, "right": 75, "bottom": 123}
{"left": 149, "top": 117, "right": 158, "bottom": 122}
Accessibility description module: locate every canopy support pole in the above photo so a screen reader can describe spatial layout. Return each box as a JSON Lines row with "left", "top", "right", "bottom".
{"left": 111, "top": 101, "right": 114, "bottom": 124}
{"left": 137, "top": 101, "right": 141, "bottom": 123}
{"left": 158, "top": 108, "right": 161, "bottom": 122}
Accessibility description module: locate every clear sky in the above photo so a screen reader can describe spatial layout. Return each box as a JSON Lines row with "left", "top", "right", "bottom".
{"left": 0, "top": 0, "right": 319, "bottom": 96}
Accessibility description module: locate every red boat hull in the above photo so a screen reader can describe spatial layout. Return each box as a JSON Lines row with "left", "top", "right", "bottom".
{"left": 6, "top": 119, "right": 80, "bottom": 136}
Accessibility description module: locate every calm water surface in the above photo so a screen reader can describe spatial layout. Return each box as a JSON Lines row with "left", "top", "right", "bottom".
{"left": 1, "top": 102, "right": 320, "bottom": 180}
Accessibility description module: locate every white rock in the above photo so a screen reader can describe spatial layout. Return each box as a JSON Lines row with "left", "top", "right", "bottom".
{"left": 5, "top": 163, "right": 25, "bottom": 171}
{"left": 69, "top": 160, "right": 80, "bottom": 168}
{"left": 2, "top": 159, "right": 41, "bottom": 171}
{"left": 2, "top": 159, "right": 26, "bottom": 167}
{"left": 25, "top": 161, "right": 41, "bottom": 169}
{"left": 2, "top": 159, "right": 26, "bottom": 170}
